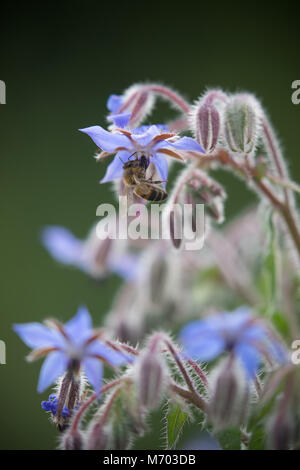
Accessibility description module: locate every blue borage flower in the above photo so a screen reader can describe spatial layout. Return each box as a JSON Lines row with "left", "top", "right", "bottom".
{"left": 41, "top": 394, "right": 69, "bottom": 418}
{"left": 13, "top": 306, "right": 131, "bottom": 394}
{"left": 79, "top": 106, "right": 204, "bottom": 186}
{"left": 179, "top": 307, "right": 287, "bottom": 378}
{"left": 40, "top": 225, "right": 139, "bottom": 282}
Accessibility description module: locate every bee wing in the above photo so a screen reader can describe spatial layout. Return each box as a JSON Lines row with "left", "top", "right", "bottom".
{"left": 146, "top": 162, "right": 159, "bottom": 181}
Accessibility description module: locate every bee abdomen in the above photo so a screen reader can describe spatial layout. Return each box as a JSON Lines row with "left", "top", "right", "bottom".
{"left": 134, "top": 183, "right": 168, "bottom": 202}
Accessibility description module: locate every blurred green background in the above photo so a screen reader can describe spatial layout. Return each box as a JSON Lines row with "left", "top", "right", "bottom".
{"left": 0, "top": 0, "right": 299, "bottom": 449}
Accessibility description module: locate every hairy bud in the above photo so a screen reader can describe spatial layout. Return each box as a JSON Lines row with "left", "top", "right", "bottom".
{"left": 135, "top": 337, "right": 168, "bottom": 410}
{"left": 120, "top": 84, "right": 155, "bottom": 127}
{"left": 137, "top": 353, "right": 166, "bottom": 409}
{"left": 186, "top": 169, "right": 226, "bottom": 224}
{"left": 166, "top": 166, "right": 226, "bottom": 249}
{"left": 208, "top": 358, "right": 250, "bottom": 430}
{"left": 268, "top": 411, "right": 293, "bottom": 450}
{"left": 53, "top": 365, "right": 85, "bottom": 431}
{"left": 223, "top": 94, "right": 261, "bottom": 156}
{"left": 190, "top": 90, "right": 227, "bottom": 153}
{"left": 62, "top": 429, "right": 84, "bottom": 450}
{"left": 86, "top": 421, "right": 110, "bottom": 450}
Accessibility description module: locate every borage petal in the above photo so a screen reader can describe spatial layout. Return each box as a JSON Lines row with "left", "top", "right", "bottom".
{"left": 41, "top": 226, "right": 83, "bottom": 265}
{"left": 131, "top": 125, "right": 162, "bottom": 147}
{"left": 235, "top": 343, "right": 259, "bottom": 378}
{"left": 79, "top": 126, "right": 131, "bottom": 153}
{"left": 100, "top": 150, "right": 131, "bottom": 183}
{"left": 108, "top": 112, "right": 132, "bottom": 129}
{"left": 109, "top": 253, "right": 140, "bottom": 281}
{"left": 183, "top": 336, "right": 225, "bottom": 362}
{"left": 13, "top": 323, "right": 64, "bottom": 349}
{"left": 107, "top": 95, "right": 123, "bottom": 113}
{"left": 87, "top": 341, "right": 131, "bottom": 366}
{"left": 151, "top": 154, "right": 168, "bottom": 188}
{"left": 64, "top": 306, "right": 93, "bottom": 346}
{"left": 168, "top": 136, "right": 204, "bottom": 153}
{"left": 82, "top": 357, "right": 103, "bottom": 394}
{"left": 37, "top": 351, "right": 68, "bottom": 393}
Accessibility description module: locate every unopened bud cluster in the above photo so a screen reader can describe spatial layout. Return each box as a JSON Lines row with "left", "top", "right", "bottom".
{"left": 190, "top": 90, "right": 262, "bottom": 161}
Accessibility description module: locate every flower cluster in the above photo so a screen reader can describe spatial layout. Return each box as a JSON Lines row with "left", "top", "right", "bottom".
{"left": 41, "top": 394, "right": 69, "bottom": 418}
{"left": 14, "top": 82, "right": 300, "bottom": 450}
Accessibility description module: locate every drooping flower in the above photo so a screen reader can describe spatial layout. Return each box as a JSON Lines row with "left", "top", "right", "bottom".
{"left": 41, "top": 224, "right": 140, "bottom": 281}
{"left": 13, "top": 306, "right": 130, "bottom": 393}
{"left": 179, "top": 307, "right": 286, "bottom": 378}
{"left": 79, "top": 122, "right": 204, "bottom": 186}
{"left": 106, "top": 93, "right": 132, "bottom": 129}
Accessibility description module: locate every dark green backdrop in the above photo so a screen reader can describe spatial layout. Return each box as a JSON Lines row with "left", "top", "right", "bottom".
{"left": 0, "top": 1, "right": 299, "bottom": 449}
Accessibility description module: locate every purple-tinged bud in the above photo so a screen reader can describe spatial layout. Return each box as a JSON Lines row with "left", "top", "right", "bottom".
{"left": 62, "top": 429, "right": 84, "bottom": 450}
{"left": 170, "top": 166, "right": 226, "bottom": 224}
{"left": 223, "top": 94, "right": 261, "bottom": 156}
{"left": 105, "top": 282, "right": 147, "bottom": 344}
{"left": 164, "top": 165, "right": 225, "bottom": 252}
{"left": 169, "top": 207, "right": 183, "bottom": 250}
{"left": 190, "top": 90, "right": 227, "bottom": 153}
{"left": 208, "top": 358, "right": 250, "bottom": 430}
{"left": 186, "top": 170, "right": 226, "bottom": 224}
{"left": 135, "top": 337, "right": 168, "bottom": 410}
{"left": 268, "top": 411, "right": 293, "bottom": 450}
{"left": 267, "top": 374, "right": 296, "bottom": 450}
{"left": 137, "top": 352, "right": 166, "bottom": 409}
{"left": 86, "top": 421, "right": 110, "bottom": 450}
{"left": 53, "top": 365, "right": 85, "bottom": 431}
{"left": 120, "top": 84, "right": 155, "bottom": 128}
{"left": 87, "top": 383, "right": 142, "bottom": 450}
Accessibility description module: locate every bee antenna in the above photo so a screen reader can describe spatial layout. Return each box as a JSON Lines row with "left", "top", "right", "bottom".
{"left": 129, "top": 152, "right": 138, "bottom": 160}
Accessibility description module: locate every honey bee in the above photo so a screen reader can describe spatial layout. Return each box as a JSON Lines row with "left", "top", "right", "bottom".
{"left": 122, "top": 155, "right": 168, "bottom": 202}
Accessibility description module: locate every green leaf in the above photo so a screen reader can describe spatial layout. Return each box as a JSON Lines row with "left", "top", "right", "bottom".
{"left": 215, "top": 427, "right": 241, "bottom": 450}
{"left": 257, "top": 211, "right": 278, "bottom": 315}
{"left": 167, "top": 402, "right": 189, "bottom": 450}
{"left": 248, "top": 425, "right": 266, "bottom": 450}
{"left": 271, "top": 310, "right": 290, "bottom": 338}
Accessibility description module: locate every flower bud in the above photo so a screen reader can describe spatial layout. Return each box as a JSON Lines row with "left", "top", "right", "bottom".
{"left": 86, "top": 421, "right": 110, "bottom": 450}
{"left": 121, "top": 84, "right": 155, "bottom": 127}
{"left": 86, "top": 383, "right": 144, "bottom": 450}
{"left": 186, "top": 168, "right": 226, "bottom": 224}
{"left": 135, "top": 343, "right": 167, "bottom": 410}
{"left": 62, "top": 429, "right": 84, "bottom": 450}
{"left": 208, "top": 358, "right": 250, "bottom": 430}
{"left": 223, "top": 94, "right": 261, "bottom": 156}
{"left": 53, "top": 365, "right": 84, "bottom": 431}
{"left": 169, "top": 207, "right": 183, "bottom": 250}
{"left": 268, "top": 412, "right": 293, "bottom": 450}
{"left": 191, "top": 90, "right": 227, "bottom": 153}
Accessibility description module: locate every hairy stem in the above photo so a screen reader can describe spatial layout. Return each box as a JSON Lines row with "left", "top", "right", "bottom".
{"left": 71, "top": 377, "right": 124, "bottom": 432}
{"left": 170, "top": 382, "right": 207, "bottom": 412}
{"left": 198, "top": 149, "right": 300, "bottom": 260}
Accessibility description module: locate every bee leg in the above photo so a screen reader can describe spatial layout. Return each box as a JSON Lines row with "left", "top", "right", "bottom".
{"left": 147, "top": 180, "right": 168, "bottom": 184}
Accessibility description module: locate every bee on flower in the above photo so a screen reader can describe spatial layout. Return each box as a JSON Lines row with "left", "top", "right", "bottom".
{"left": 79, "top": 95, "right": 204, "bottom": 203}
